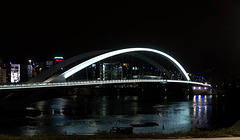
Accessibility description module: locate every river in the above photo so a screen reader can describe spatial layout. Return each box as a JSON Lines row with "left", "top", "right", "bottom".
{"left": 0, "top": 94, "right": 239, "bottom": 136}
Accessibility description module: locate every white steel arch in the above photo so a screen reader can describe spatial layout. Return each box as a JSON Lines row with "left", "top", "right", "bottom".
{"left": 50, "top": 48, "right": 190, "bottom": 82}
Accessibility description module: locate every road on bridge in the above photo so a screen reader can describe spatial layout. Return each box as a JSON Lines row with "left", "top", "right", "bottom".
{"left": 0, "top": 79, "right": 210, "bottom": 91}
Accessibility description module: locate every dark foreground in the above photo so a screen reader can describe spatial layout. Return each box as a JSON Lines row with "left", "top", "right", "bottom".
{"left": 1, "top": 128, "right": 240, "bottom": 140}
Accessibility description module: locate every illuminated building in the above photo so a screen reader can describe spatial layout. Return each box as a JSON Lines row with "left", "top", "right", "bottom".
{"left": 100, "top": 63, "right": 123, "bottom": 80}
{"left": 54, "top": 56, "right": 64, "bottom": 64}
{"left": 11, "top": 64, "right": 20, "bottom": 83}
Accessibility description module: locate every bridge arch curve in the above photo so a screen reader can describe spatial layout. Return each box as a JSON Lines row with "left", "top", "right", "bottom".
{"left": 48, "top": 48, "right": 190, "bottom": 82}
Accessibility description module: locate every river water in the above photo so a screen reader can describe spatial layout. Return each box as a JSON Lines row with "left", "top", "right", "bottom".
{"left": 0, "top": 94, "right": 239, "bottom": 136}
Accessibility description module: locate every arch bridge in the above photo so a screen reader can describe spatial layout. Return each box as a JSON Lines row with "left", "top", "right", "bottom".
{"left": 0, "top": 47, "right": 210, "bottom": 91}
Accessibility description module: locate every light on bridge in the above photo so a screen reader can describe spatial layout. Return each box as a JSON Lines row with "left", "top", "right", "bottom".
{"left": 193, "top": 86, "right": 210, "bottom": 90}
{"left": 60, "top": 48, "right": 191, "bottom": 81}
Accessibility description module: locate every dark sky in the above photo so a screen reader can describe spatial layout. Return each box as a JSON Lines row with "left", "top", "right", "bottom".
{"left": 1, "top": 0, "right": 240, "bottom": 76}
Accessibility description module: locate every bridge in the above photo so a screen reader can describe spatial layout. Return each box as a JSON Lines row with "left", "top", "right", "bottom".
{"left": 0, "top": 47, "right": 210, "bottom": 91}
{"left": 0, "top": 79, "right": 210, "bottom": 91}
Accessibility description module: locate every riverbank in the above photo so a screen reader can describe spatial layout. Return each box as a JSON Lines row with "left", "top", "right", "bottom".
{"left": 1, "top": 128, "right": 240, "bottom": 140}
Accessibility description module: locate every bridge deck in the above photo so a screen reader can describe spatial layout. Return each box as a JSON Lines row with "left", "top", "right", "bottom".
{"left": 0, "top": 79, "right": 210, "bottom": 91}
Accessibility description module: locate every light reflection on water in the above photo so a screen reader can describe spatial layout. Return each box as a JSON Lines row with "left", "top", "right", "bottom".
{"left": 192, "top": 95, "right": 212, "bottom": 129}
{"left": 0, "top": 94, "right": 237, "bottom": 136}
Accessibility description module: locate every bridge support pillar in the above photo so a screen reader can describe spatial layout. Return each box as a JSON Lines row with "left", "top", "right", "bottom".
{"left": 188, "top": 85, "right": 194, "bottom": 98}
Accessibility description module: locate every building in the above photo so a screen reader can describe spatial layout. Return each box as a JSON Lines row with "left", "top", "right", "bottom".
{"left": 20, "top": 64, "right": 32, "bottom": 82}
{"left": 99, "top": 62, "right": 132, "bottom": 80}
{"left": 0, "top": 68, "right": 7, "bottom": 84}
{"left": 54, "top": 56, "right": 64, "bottom": 65}
{"left": 10, "top": 64, "right": 20, "bottom": 83}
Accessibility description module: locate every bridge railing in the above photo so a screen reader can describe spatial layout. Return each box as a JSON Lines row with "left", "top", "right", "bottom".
{"left": 0, "top": 79, "right": 210, "bottom": 91}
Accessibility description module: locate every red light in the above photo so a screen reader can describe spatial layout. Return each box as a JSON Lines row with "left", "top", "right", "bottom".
{"left": 56, "top": 59, "right": 62, "bottom": 62}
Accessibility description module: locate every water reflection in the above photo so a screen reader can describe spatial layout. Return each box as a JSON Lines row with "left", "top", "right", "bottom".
{"left": 21, "top": 98, "right": 69, "bottom": 136}
{"left": 0, "top": 94, "right": 237, "bottom": 136}
{"left": 192, "top": 95, "right": 211, "bottom": 129}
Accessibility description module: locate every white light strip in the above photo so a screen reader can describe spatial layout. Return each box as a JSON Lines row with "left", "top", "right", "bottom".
{"left": 61, "top": 48, "right": 191, "bottom": 81}
{"left": 54, "top": 56, "right": 63, "bottom": 59}
{"left": 0, "top": 80, "right": 210, "bottom": 91}
{"left": 167, "top": 80, "right": 211, "bottom": 87}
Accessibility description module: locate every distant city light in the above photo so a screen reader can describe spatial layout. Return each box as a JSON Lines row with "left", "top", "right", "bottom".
{"left": 55, "top": 59, "right": 63, "bottom": 62}
{"left": 54, "top": 56, "right": 63, "bottom": 62}
{"left": 54, "top": 56, "right": 64, "bottom": 59}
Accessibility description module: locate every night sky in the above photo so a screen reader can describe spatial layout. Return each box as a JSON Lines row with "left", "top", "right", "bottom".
{"left": 1, "top": 0, "right": 240, "bottom": 78}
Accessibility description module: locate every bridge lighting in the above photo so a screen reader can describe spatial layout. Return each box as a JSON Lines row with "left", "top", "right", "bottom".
{"left": 54, "top": 48, "right": 191, "bottom": 82}
{"left": 92, "top": 64, "right": 96, "bottom": 68}
{"left": 0, "top": 79, "right": 210, "bottom": 91}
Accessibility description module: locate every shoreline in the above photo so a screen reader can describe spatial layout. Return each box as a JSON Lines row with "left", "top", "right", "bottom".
{"left": 1, "top": 128, "right": 240, "bottom": 140}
